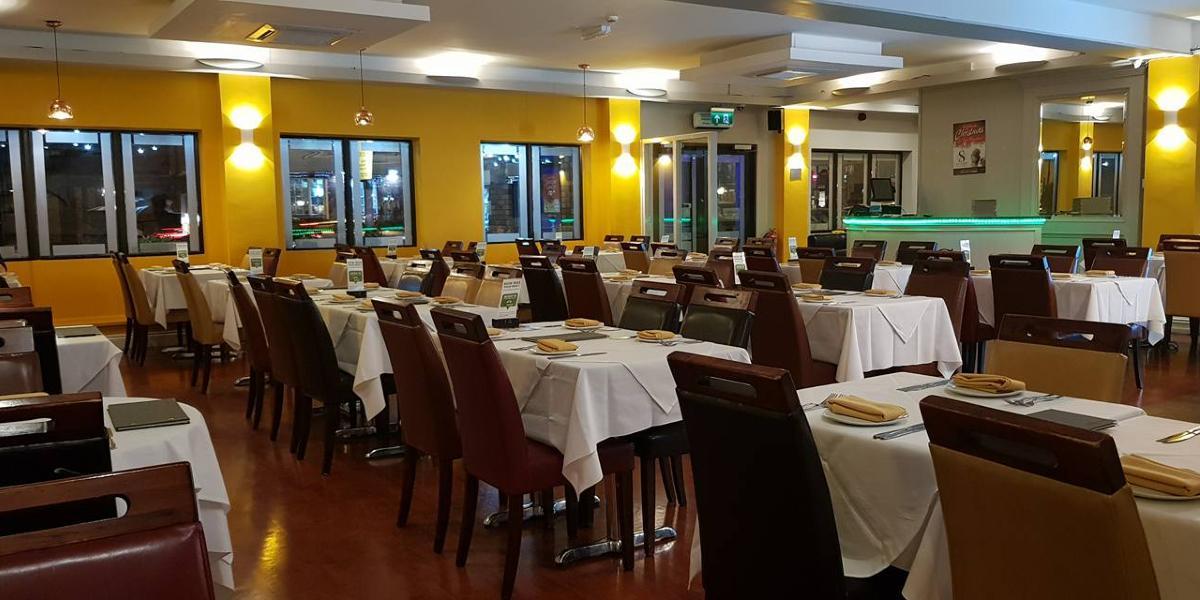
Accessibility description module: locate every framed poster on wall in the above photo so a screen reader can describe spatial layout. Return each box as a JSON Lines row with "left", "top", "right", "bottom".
{"left": 952, "top": 120, "right": 986, "bottom": 175}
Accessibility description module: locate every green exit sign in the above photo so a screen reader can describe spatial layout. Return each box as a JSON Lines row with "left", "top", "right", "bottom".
{"left": 710, "top": 110, "right": 734, "bottom": 126}
{"left": 693, "top": 109, "right": 735, "bottom": 129}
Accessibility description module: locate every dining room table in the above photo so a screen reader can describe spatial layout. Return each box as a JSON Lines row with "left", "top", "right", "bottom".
{"left": 782, "top": 261, "right": 913, "bottom": 292}
{"left": 105, "top": 396, "right": 234, "bottom": 591}
{"left": 328, "top": 257, "right": 430, "bottom": 288}
{"left": 55, "top": 328, "right": 127, "bottom": 396}
{"left": 139, "top": 264, "right": 243, "bottom": 327}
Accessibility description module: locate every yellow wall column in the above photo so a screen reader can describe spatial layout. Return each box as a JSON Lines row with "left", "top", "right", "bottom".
{"left": 1076, "top": 121, "right": 1095, "bottom": 200}
{"left": 1144, "top": 56, "right": 1200, "bottom": 244}
{"left": 775, "top": 108, "right": 811, "bottom": 255}
{"left": 218, "top": 74, "right": 278, "bottom": 263}
{"left": 604, "top": 98, "right": 642, "bottom": 238}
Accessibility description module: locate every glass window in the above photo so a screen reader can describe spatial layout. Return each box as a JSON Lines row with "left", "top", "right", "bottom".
{"left": 32, "top": 130, "right": 117, "bottom": 256}
{"left": 0, "top": 131, "right": 28, "bottom": 259}
{"left": 481, "top": 143, "right": 528, "bottom": 243}
{"left": 1093, "top": 152, "right": 1121, "bottom": 208}
{"left": 531, "top": 146, "right": 581, "bottom": 240}
{"left": 349, "top": 140, "right": 414, "bottom": 247}
{"left": 1038, "top": 151, "right": 1060, "bottom": 215}
{"left": 481, "top": 143, "right": 582, "bottom": 243}
{"left": 120, "top": 133, "right": 200, "bottom": 255}
{"left": 280, "top": 138, "right": 344, "bottom": 249}
{"left": 1038, "top": 93, "right": 1126, "bottom": 216}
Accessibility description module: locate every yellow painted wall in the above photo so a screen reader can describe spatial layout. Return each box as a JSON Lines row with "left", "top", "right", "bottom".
{"left": 774, "top": 109, "right": 811, "bottom": 256}
{"left": 1144, "top": 56, "right": 1200, "bottom": 245}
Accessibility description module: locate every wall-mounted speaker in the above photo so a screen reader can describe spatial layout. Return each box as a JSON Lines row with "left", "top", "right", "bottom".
{"left": 767, "top": 108, "right": 782, "bottom": 132}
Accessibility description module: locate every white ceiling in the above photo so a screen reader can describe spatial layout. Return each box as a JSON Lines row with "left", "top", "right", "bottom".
{"left": 1073, "top": 0, "right": 1200, "bottom": 18}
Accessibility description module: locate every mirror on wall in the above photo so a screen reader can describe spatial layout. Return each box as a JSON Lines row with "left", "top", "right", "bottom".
{"left": 1038, "top": 92, "right": 1126, "bottom": 216}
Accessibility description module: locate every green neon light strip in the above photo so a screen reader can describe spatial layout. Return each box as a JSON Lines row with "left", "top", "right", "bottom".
{"left": 843, "top": 217, "right": 1047, "bottom": 228}
{"left": 661, "top": 217, "right": 693, "bottom": 223}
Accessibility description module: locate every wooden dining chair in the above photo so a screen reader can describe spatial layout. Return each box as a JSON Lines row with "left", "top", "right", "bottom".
{"left": 431, "top": 308, "right": 634, "bottom": 599}
{"left": 442, "top": 240, "right": 464, "bottom": 255}
{"left": 474, "top": 265, "right": 522, "bottom": 308}
{"left": 668, "top": 353, "right": 845, "bottom": 598}
{"left": 539, "top": 239, "right": 565, "bottom": 264}
{"left": 808, "top": 232, "right": 847, "bottom": 256}
{"left": 650, "top": 242, "right": 677, "bottom": 255}
{"left": 352, "top": 246, "right": 391, "bottom": 287}
{"left": 737, "top": 270, "right": 836, "bottom": 388}
{"left": 0, "top": 463, "right": 216, "bottom": 600}
{"left": 712, "top": 236, "right": 739, "bottom": 251}
{"left": 603, "top": 234, "right": 625, "bottom": 243}
{"left": 518, "top": 255, "right": 568, "bottom": 322}
{"left": 173, "top": 261, "right": 227, "bottom": 394}
{"left": 1161, "top": 240, "right": 1200, "bottom": 350}
{"left": 920, "top": 396, "right": 1159, "bottom": 600}
{"left": 620, "top": 241, "right": 651, "bottom": 273}
{"left": 1030, "top": 244, "right": 1080, "bottom": 273}
{"left": 249, "top": 276, "right": 295, "bottom": 442}
{"left": 988, "top": 254, "right": 1057, "bottom": 328}
{"left": 791, "top": 247, "right": 834, "bottom": 284}
{"left": 0, "top": 321, "right": 43, "bottom": 397}
{"left": 227, "top": 271, "right": 271, "bottom": 428}
{"left": 986, "top": 315, "right": 1131, "bottom": 403}
{"left": 894, "top": 241, "right": 938, "bottom": 265}
{"left": 0, "top": 286, "right": 32, "bottom": 308}
{"left": 617, "top": 280, "right": 683, "bottom": 332}
{"left": 905, "top": 259, "right": 970, "bottom": 339}
{"left": 1081, "top": 238, "right": 1126, "bottom": 270}
{"left": 850, "top": 239, "right": 887, "bottom": 261}
{"left": 515, "top": 238, "right": 539, "bottom": 256}
{"left": 119, "top": 255, "right": 188, "bottom": 366}
{"left": 109, "top": 252, "right": 136, "bottom": 355}
{"left": 373, "top": 300, "right": 462, "bottom": 553}
{"left": 742, "top": 244, "right": 782, "bottom": 273}
{"left": 648, "top": 248, "right": 685, "bottom": 276}
{"left": 419, "top": 249, "right": 450, "bottom": 296}
{"left": 1091, "top": 246, "right": 1150, "bottom": 277}
{"left": 449, "top": 250, "right": 480, "bottom": 264}
{"left": 705, "top": 255, "right": 738, "bottom": 288}
{"left": 681, "top": 286, "right": 757, "bottom": 349}
{"left": 672, "top": 264, "right": 723, "bottom": 305}
{"left": 442, "top": 263, "right": 484, "bottom": 303}
{"left": 1156, "top": 233, "right": 1200, "bottom": 251}
{"left": 558, "top": 256, "right": 614, "bottom": 325}
{"left": 819, "top": 256, "right": 876, "bottom": 291}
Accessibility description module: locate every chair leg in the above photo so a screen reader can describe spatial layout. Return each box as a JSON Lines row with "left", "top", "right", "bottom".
{"left": 1131, "top": 341, "right": 1145, "bottom": 390}
{"left": 123, "top": 318, "right": 132, "bottom": 355}
{"left": 976, "top": 341, "right": 987, "bottom": 371}
{"left": 616, "top": 471, "right": 635, "bottom": 571}
{"left": 456, "top": 475, "right": 480, "bottom": 567}
{"left": 190, "top": 342, "right": 201, "bottom": 387}
{"left": 200, "top": 345, "right": 214, "bottom": 394}
{"left": 659, "top": 457, "right": 676, "bottom": 505}
{"left": 501, "top": 492, "right": 526, "bottom": 600}
{"left": 251, "top": 373, "right": 266, "bottom": 430}
{"left": 245, "top": 368, "right": 258, "bottom": 420}
{"left": 669, "top": 455, "right": 687, "bottom": 507}
{"left": 321, "top": 400, "right": 339, "bottom": 475}
{"left": 295, "top": 395, "right": 314, "bottom": 459}
{"left": 434, "top": 457, "right": 454, "bottom": 554}
{"left": 137, "top": 327, "right": 149, "bottom": 365}
{"left": 564, "top": 487, "right": 579, "bottom": 540}
{"left": 1164, "top": 316, "right": 1174, "bottom": 350}
{"left": 1191, "top": 317, "right": 1199, "bottom": 347}
{"left": 270, "top": 383, "right": 285, "bottom": 442}
{"left": 640, "top": 456, "right": 656, "bottom": 556}
{"left": 220, "top": 345, "right": 231, "bottom": 363}
{"left": 578, "top": 487, "right": 596, "bottom": 528}
{"left": 176, "top": 323, "right": 185, "bottom": 348}
{"left": 397, "top": 445, "right": 418, "bottom": 528}
{"left": 540, "top": 488, "right": 555, "bottom": 530}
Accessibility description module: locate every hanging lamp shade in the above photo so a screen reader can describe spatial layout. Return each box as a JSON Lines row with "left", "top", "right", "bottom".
{"left": 354, "top": 49, "right": 373, "bottom": 127}
{"left": 576, "top": 64, "right": 593, "bottom": 144}
{"left": 46, "top": 20, "right": 73, "bottom": 121}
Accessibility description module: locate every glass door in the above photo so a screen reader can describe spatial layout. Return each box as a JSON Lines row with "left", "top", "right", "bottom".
{"left": 647, "top": 142, "right": 676, "bottom": 246}
{"left": 715, "top": 146, "right": 754, "bottom": 243}
{"left": 642, "top": 133, "right": 718, "bottom": 252}
{"left": 837, "top": 153, "right": 868, "bottom": 221}
{"left": 680, "top": 142, "right": 709, "bottom": 252}
{"left": 810, "top": 152, "right": 834, "bottom": 232}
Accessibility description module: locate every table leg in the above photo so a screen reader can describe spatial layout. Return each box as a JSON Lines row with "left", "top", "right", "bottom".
{"left": 484, "top": 496, "right": 571, "bottom": 528}
{"left": 553, "top": 479, "right": 677, "bottom": 566}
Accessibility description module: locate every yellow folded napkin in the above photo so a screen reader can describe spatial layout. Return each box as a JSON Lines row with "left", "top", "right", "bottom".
{"left": 952, "top": 373, "right": 1026, "bottom": 394}
{"left": 566, "top": 318, "right": 601, "bottom": 328}
{"left": 1122, "top": 454, "right": 1200, "bottom": 497}
{"left": 686, "top": 253, "right": 708, "bottom": 260}
{"left": 800, "top": 294, "right": 833, "bottom": 302}
{"left": 1051, "top": 273, "right": 1074, "bottom": 280}
{"left": 432, "top": 296, "right": 460, "bottom": 304}
{"left": 970, "top": 269, "right": 991, "bottom": 275}
{"left": 394, "top": 290, "right": 422, "bottom": 298}
{"left": 291, "top": 273, "right": 315, "bottom": 280}
{"left": 878, "top": 261, "right": 900, "bottom": 266}
{"left": 864, "top": 289, "right": 895, "bottom": 296}
{"left": 364, "top": 282, "right": 380, "bottom": 289}
{"left": 536, "top": 338, "right": 578, "bottom": 353}
{"left": 1085, "top": 269, "right": 1117, "bottom": 277}
{"left": 792, "top": 282, "right": 821, "bottom": 290}
{"left": 0, "top": 392, "right": 50, "bottom": 400}
{"left": 828, "top": 395, "right": 908, "bottom": 422}
{"left": 486, "top": 327, "right": 504, "bottom": 337}
{"left": 331, "top": 293, "right": 354, "bottom": 302}
{"left": 608, "top": 275, "right": 635, "bottom": 282}
{"left": 359, "top": 299, "right": 374, "bottom": 310}
{"left": 621, "top": 268, "right": 642, "bottom": 275}
{"left": 637, "top": 329, "right": 676, "bottom": 341}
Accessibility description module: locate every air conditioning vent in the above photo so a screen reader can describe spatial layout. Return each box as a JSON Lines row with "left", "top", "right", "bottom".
{"left": 755, "top": 68, "right": 816, "bottom": 81}
{"left": 245, "top": 23, "right": 277, "bottom": 43}
{"left": 245, "top": 23, "right": 355, "bottom": 47}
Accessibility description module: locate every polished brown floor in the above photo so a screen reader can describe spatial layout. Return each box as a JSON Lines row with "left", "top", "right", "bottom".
{"left": 117, "top": 333, "right": 1200, "bottom": 599}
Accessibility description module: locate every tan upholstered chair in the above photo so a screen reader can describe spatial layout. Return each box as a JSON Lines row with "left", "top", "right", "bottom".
{"left": 120, "top": 257, "right": 188, "bottom": 366}
{"left": 921, "top": 395, "right": 1159, "bottom": 600}
{"left": 648, "top": 249, "right": 685, "bottom": 277}
{"left": 440, "top": 274, "right": 479, "bottom": 303}
{"left": 984, "top": 315, "right": 1130, "bottom": 403}
{"left": 174, "top": 261, "right": 227, "bottom": 394}
{"left": 1162, "top": 244, "right": 1200, "bottom": 349}
{"left": 474, "top": 265, "right": 522, "bottom": 308}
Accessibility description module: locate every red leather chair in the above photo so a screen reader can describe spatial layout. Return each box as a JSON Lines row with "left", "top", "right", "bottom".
{"left": 419, "top": 249, "right": 450, "bottom": 296}
{"left": 558, "top": 256, "right": 614, "bottom": 325}
{"left": 0, "top": 463, "right": 215, "bottom": 600}
{"left": 1031, "top": 244, "right": 1080, "bottom": 273}
{"left": 373, "top": 300, "right": 463, "bottom": 553}
{"left": 351, "top": 246, "right": 391, "bottom": 287}
{"left": 431, "top": 308, "right": 634, "bottom": 599}
{"left": 738, "top": 270, "right": 837, "bottom": 388}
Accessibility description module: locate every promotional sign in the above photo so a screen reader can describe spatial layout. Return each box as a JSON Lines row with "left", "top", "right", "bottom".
{"left": 175, "top": 242, "right": 189, "bottom": 263}
{"left": 248, "top": 248, "right": 264, "bottom": 275}
{"left": 497, "top": 278, "right": 522, "bottom": 316}
{"left": 732, "top": 251, "right": 748, "bottom": 273}
{"left": 959, "top": 240, "right": 972, "bottom": 265}
{"left": 660, "top": 234, "right": 671, "bottom": 243}
{"left": 386, "top": 241, "right": 397, "bottom": 258}
{"left": 346, "top": 258, "right": 365, "bottom": 292}
{"left": 555, "top": 231, "right": 563, "bottom": 241}
{"left": 582, "top": 246, "right": 596, "bottom": 258}
{"left": 952, "top": 120, "right": 986, "bottom": 175}
{"left": 1112, "top": 229, "right": 1122, "bottom": 240}
{"left": 787, "top": 236, "right": 798, "bottom": 260}
{"left": 476, "top": 240, "right": 487, "bottom": 260}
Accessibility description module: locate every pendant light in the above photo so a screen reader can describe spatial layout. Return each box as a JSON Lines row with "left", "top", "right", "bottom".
{"left": 576, "top": 64, "right": 595, "bottom": 144}
{"left": 45, "top": 20, "right": 73, "bottom": 121}
{"left": 353, "top": 49, "right": 373, "bottom": 127}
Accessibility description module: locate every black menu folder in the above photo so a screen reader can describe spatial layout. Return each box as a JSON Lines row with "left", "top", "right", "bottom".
{"left": 1027, "top": 409, "right": 1116, "bottom": 432}
{"left": 108, "top": 399, "right": 190, "bottom": 432}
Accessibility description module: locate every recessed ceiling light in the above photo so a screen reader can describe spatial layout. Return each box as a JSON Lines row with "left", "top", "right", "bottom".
{"left": 627, "top": 87, "right": 667, "bottom": 98}
{"left": 197, "top": 57, "right": 263, "bottom": 70}
{"left": 417, "top": 51, "right": 491, "bottom": 82}
{"left": 1188, "top": 15, "right": 1200, "bottom": 20}
{"left": 832, "top": 86, "right": 870, "bottom": 97}
{"left": 619, "top": 68, "right": 677, "bottom": 99}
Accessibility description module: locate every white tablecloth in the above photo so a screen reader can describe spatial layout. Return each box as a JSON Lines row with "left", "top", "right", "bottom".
{"left": 139, "top": 267, "right": 237, "bottom": 327}
{"left": 797, "top": 294, "right": 962, "bottom": 381}
{"left": 328, "top": 259, "right": 413, "bottom": 288}
{"left": 781, "top": 263, "right": 912, "bottom": 292}
{"left": 106, "top": 397, "right": 233, "bottom": 590}
{"left": 56, "top": 333, "right": 126, "bottom": 396}
{"left": 493, "top": 326, "right": 750, "bottom": 492}
{"left": 600, "top": 274, "right": 676, "bottom": 324}
{"left": 903, "top": 411, "right": 1200, "bottom": 600}
{"left": 973, "top": 274, "right": 1167, "bottom": 343}
{"left": 594, "top": 251, "right": 626, "bottom": 273}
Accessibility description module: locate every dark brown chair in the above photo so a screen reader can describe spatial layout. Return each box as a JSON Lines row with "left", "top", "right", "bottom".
{"left": 1091, "top": 246, "right": 1150, "bottom": 277}
{"left": 0, "top": 287, "right": 32, "bottom": 308}
{"left": 650, "top": 242, "right": 677, "bottom": 255}
{"left": 571, "top": 244, "right": 586, "bottom": 255}
{"left": 1031, "top": 244, "right": 1080, "bottom": 273}
{"left": 109, "top": 252, "right": 136, "bottom": 355}
{"left": 449, "top": 251, "right": 480, "bottom": 263}
{"left": 988, "top": 254, "right": 1057, "bottom": 328}
{"left": 672, "top": 264, "right": 723, "bottom": 305}
{"left": 249, "top": 276, "right": 293, "bottom": 442}
{"left": 620, "top": 241, "right": 651, "bottom": 273}
{"left": 227, "top": 271, "right": 270, "bottom": 428}
{"left": 518, "top": 255, "right": 568, "bottom": 322}
{"left": 515, "top": 238, "right": 539, "bottom": 256}
{"left": 712, "top": 236, "right": 739, "bottom": 251}
{"left": 919, "top": 249, "right": 991, "bottom": 370}
{"left": 0, "top": 463, "right": 216, "bottom": 600}
{"left": 630, "top": 235, "right": 650, "bottom": 246}
{"left": 373, "top": 300, "right": 462, "bottom": 553}
{"left": 916, "top": 249, "right": 966, "bottom": 263}
{"left": 820, "top": 256, "right": 876, "bottom": 291}
{"left": 248, "top": 247, "right": 282, "bottom": 277}
{"left": 0, "top": 305, "right": 62, "bottom": 395}
{"left": 850, "top": 239, "right": 887, "bottom": 261}
{"left": 920, "top": 396, "right": 1158, "bottom": 600}
{"left": 419, "top": 249, "right": 450, "bottom": 296}
{"left": 351, "top": 246, "right": 390, "bottom": 287}
{"left": 617, "top": 280, "right": 683, "bottom": 332}
{"left": 745, "top": 236, "right": 773, "bottom": 247}
{"left": 558, "top": 256, "right": 613, "bottom": 325}
{"left": 905, "top": 259, "right": 970, "bottom": 339}
{"left": 1081, "top": 238, "right": 1126, "bottom": 271}
{"left": 603, "top": 234, "right": 625, "bottom": 243}
{"left": 742, "top": 245, "right": 781, "bottom": 273}
{"left": 1157, "top": 233, "right": 1200, "bottom": 251}
{"left": 0, "top": 322, "right": 42, "bottom": 397}
{"left": 896, "top": 241, "right": 938, "bottom": 265}
{"left": 705, "top": 256, "right": 737, "bottom": 289}
{"left": 539, "top": 240, "right": 565, "bottom": 264}
{"left": 989, "top": 315, "right": 1132, "bottom": 403}
{"left": 442, "top": 240, "right": 464, "bottom": 255}
{"left": 808, "top": 232, "right": 846, "bottom": 256}
{"left": 708, "top": 247, "right": 734, "bottom": 260}
{"left": 681, "top": 287, "right": 757, "bottom": 349}
{"left": 737, "top": 271, "right": 836, "bottom": 388}
{"left": 432, "top": 308, "right": 634, "bottom": 599}
{"left": 668, "top": 353, "right": 844, "bottom": 599}
{"left": 791, "top": 247, "right": 834, "bottom": 284}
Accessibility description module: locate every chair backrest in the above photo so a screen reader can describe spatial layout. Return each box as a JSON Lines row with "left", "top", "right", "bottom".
{"left": 351, "top": 246, "right": 390, "bottom": 286}
{"left": 558, "top": 256, "right": 613, "bottom": 325}
{"left": 850, "top": 239, "right": 887, "bottom": 261}
{"left": 648, "top": 253, "right": 684, "bottom": 276}
{"left": 515, "top": 238, "right": 539, "bottom": 256}
{"left": 474, "top": 265, "right": 523, "bottom": 307}
{"left": 419, "top": 249, "right": 450, "bottom": 296}
{"left": 441, "top": 275, "right": 479, "bottom": 303}
{"left": 119, "top": 257, "right": 156, "bottom": 326}
{"left": 109, "top": 252, "right": 135, "bottom": 320}
{"left": 449, "top": 251, "right": 480, "bottom": 263}
{"left": 395, "top": 270, "right": 425, "bottom": 293}
{"left": 620, "top": 242, "right": 650, "bottom": 273}
{"left": 744, "top": 237, "right": 772, "bottom": 247}
{"left": 442, "top": 240, "right": 464, "bottom": 255}
{"left": 173, "top": 263, "right": 220, "bottom": 345}
{"left": 680, "top": 287, "right": 757, "bottom": 348}
{"left": 807, "top": 232, "right": 846, "bottom": 255}
{"left": 1030, "top": 244, "right": 1080, "bottom": 273}
{"left": 0, "top": 463, "right": 215, "bottom": 600}
{"left": 273, "top": 279, "right": 342, "bottom": 400}
{"left": 518, "top": 255, "right": 568, "bottom": 322}
{"left": 226, "top": 271, "right": 269, "bottom": 372}
{"left": 705, "top": 256, "right": 737, "bottom": 288}
{"left": 0, "top": 322, "right": 41, "bottom": 396}
{"left": 916, "top": 249, "right": 966, "bottom": 263}
{"left": 1091, "top": 246, "right": 1150, "bottom": 277}
{"left": 0, "top": 287, "right": 32, "bottom": 308}
{"left": 986, "top": 315, "right": 1130, "bottom": 403}
{"left": 432, "top": 308, "right": 537, "bottom": 491}
{"left": 712, "top": 236, "right": 739, "bottom": 251}
{"left": 650, "top": 242, "right": 677, "bottom": 254}
{"left": 617, "top": 281, "right": 683, "bottom": 332}
{"left": 673, "top": 264, "right": 722, "bottom": 304}
{"left": 249, "top": 276, "right": 297, "bottom": 387}
{"left": 895, "top": 241, "right": 938, "bottom": 265}
{"left": 603, "top": 234, "right": 625, "bottom": 242}
{"left": 920, "top": 396, "right": 1158, "bottom": 600}
{"left": 743, "top": 245, "right": 781, "bottom": 273}
{"left": 248, "top": 247, "right": 282, "bottom": 277}
{"left": 1081, "top": 238, "right": 1126, "bottom": 270}
{"left": 373, "top": 301, "right": 462, "bottom": 458}
{"left": 630, "top": 235, "right": 650, "bottom": 246}
{"left": 539, "top": 240, "right": 565, "bottom": 264}
{"left": 0, "top": 392, "right": 110, "bottom": 490}
{"left": 571, "top": 245, "right": 585, "bottom": 255}
{"left": 0, "top": 307, "right": 61, "bottom": 395}
{"left": 904, "top": 259, "right": 970, "bottom": 339}
{"left": 1157, "top": 233, "right": 1200, "bottom": 251}
{"left": 819, "top": 256, "right": 876, "bottom": 291}
{"left": 988, "top": 254, "right": 1057, "bottom": 324}
{"left": 668, "top": 353, "right": 843, "bottom": 599}
{"left": 1163, "top": 246, "right": 1200, "bottom": 318}
{"left": 737, "top": 271, "right": 823, "bottom": 387}
{"left": 792, "top": 247, "right": 834, "bottom": 284}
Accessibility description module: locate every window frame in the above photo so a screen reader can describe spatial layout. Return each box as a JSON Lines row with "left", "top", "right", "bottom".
{"left": 1092, "top": 151, "right": 1122, "bottom": 208}
{"left": 119, "top": 132, "right": 202, "bottom": 255}
{"left": 31, "top": 129, "right": 119, "bottom": 257}
{"left": 348, "top": 139, "right": 415, "bottom": 248}
{"left": 481, "top": 141, "right": 584, "bottom": 244}
{"left": 1, "top": 130, "right": 29, "bottom": 259}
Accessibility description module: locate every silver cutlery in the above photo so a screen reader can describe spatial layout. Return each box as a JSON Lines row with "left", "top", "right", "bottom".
{"left": 897, "top": 379, "right": 950, "bottom": 392}
{"left": 801, "top": 400, "right": 828, "bottom": 412}
{"left": 1158, "top": 425, "right": 1200, "bottom": 444}
{"left": 546, "top": 352, "right": 607, "bottom": 360}
{"left": 1005, "top": 394, "right": 1062, "bottom": 407}
{"left": 657, "top": 338, "right": 705, "bottom": 347}
{"left": 874, "top": 423, "right": 926, "bottom": 440}
{"left": 509, "top": 344, "right": 537, "bottom": 351}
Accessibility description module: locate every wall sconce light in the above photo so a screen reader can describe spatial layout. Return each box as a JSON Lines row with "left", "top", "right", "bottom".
{"left": 1156, "top": 88, "right": 1189, "bottom": 150}
{"left": 229, "top": 104, "right": 265, "bottom": 169}
{"left": 613, "top": 123, "right": 638, "bottom": 177}
{"left": 786, "top": 125, "right": 806, "bottom": 171}
{"left": 1081, "top": 136, "right": 1093, "bottom": 151}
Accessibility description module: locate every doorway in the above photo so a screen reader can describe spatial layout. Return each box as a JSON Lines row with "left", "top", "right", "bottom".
{"left": 809, "top": 149, "right": 904, "bottom": 232}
